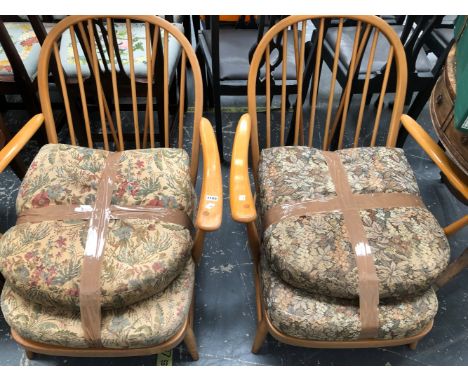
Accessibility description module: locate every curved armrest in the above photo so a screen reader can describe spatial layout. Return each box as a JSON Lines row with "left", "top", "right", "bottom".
{"left": 195, "top": 118, "right": 223, "bottom": 231}
{"left": 0, "top": 114, "right": 44, "bottom": 173}
{"left": 400, "top": 114, "right": 468, "bottom": 199}
{"left": 230, "top": 114, "right": 256, "bottom": 223}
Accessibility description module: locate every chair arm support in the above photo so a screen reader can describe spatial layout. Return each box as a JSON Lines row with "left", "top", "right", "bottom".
{"left": 230, "top": 114, "right": 257, "bottom": 223}
{"left": 195, "top": 118, "right": 223, "bottom": 231}
{"left": 0, "top": 114, "right": 44, "bottom": 173}
{"left": 400, "top": 114, "right": 468, "bottom": 199}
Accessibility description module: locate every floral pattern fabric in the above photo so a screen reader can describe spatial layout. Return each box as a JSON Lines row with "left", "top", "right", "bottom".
{"left": 0, "top": 143, "right": 196, "bottom": 310}
{"left": 1, "top": 258, "right": 195, "bottom": 349}
{"left": 0, "top": 22, "right": 54, "bottom": 79}
{"left": 261, "top": 258, "right": 438, "bottom": 341}
{"left": 58, "top": 22, "right": 183, "bottom": 80}
{"left": 259, "top": 146, "right": 450, "bottom": 299}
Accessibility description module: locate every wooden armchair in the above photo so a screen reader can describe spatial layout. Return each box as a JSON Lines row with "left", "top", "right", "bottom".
{"left": 230, "top": 15, "right": 466, "bottom": 354}
{"left": 0, "top": 15, "right": 222, "bottom": 361}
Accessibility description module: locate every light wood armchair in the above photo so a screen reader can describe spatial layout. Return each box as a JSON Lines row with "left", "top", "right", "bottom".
{"left": 230, "top": 15, "right": 466, "bottom": 354}
{"left": 0, "top": 15, "right": 222, "bottom": 361}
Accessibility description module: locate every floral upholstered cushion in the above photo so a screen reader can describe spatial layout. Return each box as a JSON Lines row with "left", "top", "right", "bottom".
{"left": 58, "top": 22, "right": 183, "bottom": 80}
{"left": 261, "top": 258, "right": 437, "bottom": 341}
{"left": 259, "top": 146, "right": 449, "bottom": 299}
{"left": 1, "top": 258, "right": 194, "bottom": 349}
{"left": 0, "top": 22, "right": 54, "bottom": 80}
{"left": 0, "top": 144, "right": 196, "bottom": 310}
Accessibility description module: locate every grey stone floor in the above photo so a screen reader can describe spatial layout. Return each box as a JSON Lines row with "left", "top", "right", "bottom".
{"left": 0, "top": 89, "right": 467, "bottom": 365}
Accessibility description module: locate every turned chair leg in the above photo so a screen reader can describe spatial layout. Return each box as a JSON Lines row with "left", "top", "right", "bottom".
{"left": 183, "top": 326, "right": 199, "bottom": 361}
{"left": 25, "top": 350, "right": 35, "bottom": 360}
{"left": 251, "top": 319, "right": 268, "bottom": 354}
{"left": 408, "top": 341, "right": 418, "bottom": 350}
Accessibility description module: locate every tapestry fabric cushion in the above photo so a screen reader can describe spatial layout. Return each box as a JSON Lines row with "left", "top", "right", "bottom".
{"left": 0, "top": 143, "right": 196, "bottom": 310}
{"left": 1, "top": 258, "right": 194, "bottom": 349}
{"left": 258, "top": 146, "right": 449, "bottom": 299}
{"left": 261, "top": 257, "right": 438, "bottom": 341}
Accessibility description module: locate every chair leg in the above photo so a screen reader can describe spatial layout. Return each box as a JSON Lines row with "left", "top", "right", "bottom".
{"left": 408, "top": 341, "right": 418, "bottom": 350}
{"left": 251, "top": 319, "right": 268, "bottom": 354}
{"left": 434, "top": 248, "right": 468, "bottom": 289}
{"left": 25, "top": 350, "right": 35, "bottom": 360}
{"left": 183, "top": 326, "right": 199, "bottom": 361}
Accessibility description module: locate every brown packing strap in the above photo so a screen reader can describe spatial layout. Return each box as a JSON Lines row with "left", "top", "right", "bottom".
{"left": 322, "top": 151, "right": 380, "bottom": 339}
{"left": 79, "top": 151, "right": 121, "bottom": 347}
{"left": 16, "top": 204, "right": 194, "bottom": 232}
{"left": 263, "top": 193, "right": 424, "bottom": 229}
{"left": 262, "top": 151, "right": 424, "bottom": 339}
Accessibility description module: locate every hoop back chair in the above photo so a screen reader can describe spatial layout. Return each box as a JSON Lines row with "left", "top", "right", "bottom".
{"left": 0, "top": 15, "right": 222, "bottom": 360}
{"left": 197, "top": 15, "right": 310, "bottom": 160}
{"left": 230, "top": 15, "right": 467, "bottom": 353}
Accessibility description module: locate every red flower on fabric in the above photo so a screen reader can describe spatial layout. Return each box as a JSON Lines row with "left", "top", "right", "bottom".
{"left": 20, "top": 36, "right": 38, "bottom": 47}
{"left": 152, "top": 262, "right": 164, "bottom": 272}
{"left": 67, "top": 288, "right": 79, "bottom": 297}
{"left": 136, "top": 160, "right": 145, "bottom": 168}
{"left": 25, "top": 251, "right": 35, "bottom": 260}
{"left": 55, "top": 236, "right": 66, "bottom": 248}
{"left": 31, "top": 191, "right": 50, "bottom": 208}
{"left": 116, "top": 181, "right": 129, "bottom": 198}
{"left": 147, "top": 198, "right": 163, "bottom": 207}
{"left": 128, "top": 181, "right": 139, "bottom": 197}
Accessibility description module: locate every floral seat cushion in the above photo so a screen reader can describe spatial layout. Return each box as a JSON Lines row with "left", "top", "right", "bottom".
{"left": 0, "top": 143, "right": 196, "bottom": 310}
{"left": 261, "top": 258, "right": 437, "bottom": 341}
{"left": 58, "top": 23, "right": 183, "bottom": 81}
{"left": 0, "top": 22, "right": 55, "bottom": 81}
{"left": 1, "top": 258, "right": 194, "bottom": 349}
{"left": 259, "top": 146, "right": 449, "bottom": 299}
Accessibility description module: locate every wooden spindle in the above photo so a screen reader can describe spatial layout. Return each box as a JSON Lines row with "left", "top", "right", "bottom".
{"left": 145, "top": 22, "right": 155, "bottom": 148}
{"left": 142, "top": 25, "right": 159, "bottom": 148}
{"left": 337, "top": 21, "right": 362, "bottom": 149}
{"left": 107, "top": 18, "right": 124, "bottom": 151}
{"left": 323, "top": 18, "right": 343, "bottom": 150}
{"left": 293, "top": 21, "right": 306, "bottom": 146}
{"left": 354, "top": 29, "right": 379, "bottom": 147}
{"left": 178, "top": 50, "right": 186, "bottom": 149}
{"left": 88, "top": 19, "right": 109, "bottom": 150}
{"left": 53, "top": 42, "right": 76, "bottom": 145}
{"left": 69, "top": 25, "right": 92, "bottom": 148}
{"left": 308, "top": 18, "right": 324, "bottom": 147}
{"left": 280, "top": 29, "right": 288, "bottom": 146}
{"left": 126, "top": 20, "right": 140, "bottom": 149}
{"left": 371, "top": 46, "right": 394, "bottom": 146}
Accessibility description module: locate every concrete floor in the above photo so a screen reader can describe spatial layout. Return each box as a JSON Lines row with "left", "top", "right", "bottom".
{"left": 0, "top": 74, "right": 467, "bottom": 365}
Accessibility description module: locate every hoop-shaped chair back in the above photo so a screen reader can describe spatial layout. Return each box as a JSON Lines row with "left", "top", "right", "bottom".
{"left": 37, "top": 15, "right": 203, "bottom": 182}
{"left": 247, "top": 15, "right": 408, "bottom": 175}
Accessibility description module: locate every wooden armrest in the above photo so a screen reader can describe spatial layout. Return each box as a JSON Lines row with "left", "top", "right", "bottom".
{"left": 195, "top": 117, "right": 223, "bottom": 231}
{"left": 0, "top": 114, "right": 44, "bottom": 173}
{"left": 400, "top": 114, "right": 468, "bottom": 199}
{"left": 230, "top": 114, "right": 256, "bottom": 223}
